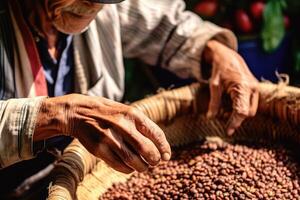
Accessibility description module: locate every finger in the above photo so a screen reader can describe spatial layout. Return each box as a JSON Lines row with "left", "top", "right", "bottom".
{"left": 132, "top": 109, "right": 171, "bottom": 161}
{"left": 113, "top": 143, "right": 149, "bottom": 173}
{"left": 108, "top": 128, "right": 149, "bottom": 172}
{"left": 227, "top": 84, "right": 253, "bottom": 135}
{"left": 226, "top": 111, "right": 247, "bottom": 136}
{"left": 249, "top": 90, "right": 259, "bottom": 117}
{"left": 122, "top": 130, "right": 162, "bottom": 166}
{"left": 114, "top": 112, "right": 163, "bottom": 165}
{"left": 207, "top": 75, "right": 223, "bottom": 119}
{"left": 96, "top": 144, "right": 134, "bottom": 174}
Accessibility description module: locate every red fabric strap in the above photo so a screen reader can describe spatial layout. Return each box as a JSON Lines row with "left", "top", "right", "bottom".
{"left": 10, "top": 0, "right": 48, "bottom": 96}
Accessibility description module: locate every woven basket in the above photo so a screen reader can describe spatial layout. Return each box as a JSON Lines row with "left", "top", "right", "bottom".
{"left": 47, "top": 82, "right": 300, "bottom": 200}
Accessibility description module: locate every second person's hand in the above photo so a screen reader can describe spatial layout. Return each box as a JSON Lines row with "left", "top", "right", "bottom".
{"left": 203, "top": 40, "right": 259, "bottom": 135}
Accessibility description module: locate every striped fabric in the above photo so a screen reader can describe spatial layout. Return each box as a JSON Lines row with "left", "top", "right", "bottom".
{"left": 9, "top": 0, "right": 48, "bottom": 98}
{"left": 0, "top": 97, "right": 44, "bottom": 167}
{"left": 0, "top": 0, "right": 237, "bottom": 168}
{"left": 0, "top": 1, "right": 15, "bottom": 100}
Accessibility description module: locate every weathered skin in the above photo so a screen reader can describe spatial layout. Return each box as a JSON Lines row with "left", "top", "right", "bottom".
{"left": 204, "top": 40, "right": 258, "bottom": 135}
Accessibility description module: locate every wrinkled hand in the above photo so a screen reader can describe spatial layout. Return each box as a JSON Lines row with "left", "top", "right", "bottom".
{"left": 203, "top": 40, "right": 259, "bottom": 135}
{"left": 34, "top": 94, "right": 171, "bottom": 174}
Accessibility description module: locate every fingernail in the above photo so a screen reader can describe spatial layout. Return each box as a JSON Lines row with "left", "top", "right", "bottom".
{"left": 227, "top": 128, "right": 235, "bottom": 136}
{"left": 162, "top": 153, "right": 171, "bottom": 161}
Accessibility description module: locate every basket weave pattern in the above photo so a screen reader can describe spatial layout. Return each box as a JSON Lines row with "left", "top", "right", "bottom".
{"left": 47, "top": 82, "right": 300, "bottom": 200}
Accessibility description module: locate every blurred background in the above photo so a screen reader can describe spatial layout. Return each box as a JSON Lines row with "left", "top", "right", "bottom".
{"left": 123, "top": 0, "right": 300, "bottom": 102}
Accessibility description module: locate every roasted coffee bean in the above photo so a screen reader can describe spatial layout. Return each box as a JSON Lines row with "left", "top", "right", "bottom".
{"left": 100, "top": 140, "right": 300, "bottom": 200}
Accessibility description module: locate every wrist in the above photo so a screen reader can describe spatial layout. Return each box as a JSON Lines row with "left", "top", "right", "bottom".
{"left": 33, "top": 97, "right": 69, "bottom": 141}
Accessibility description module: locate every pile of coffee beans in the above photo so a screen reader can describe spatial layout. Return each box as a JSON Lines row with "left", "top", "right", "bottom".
{"left": 100, "top": 139, "right": 300, "bottom": 200}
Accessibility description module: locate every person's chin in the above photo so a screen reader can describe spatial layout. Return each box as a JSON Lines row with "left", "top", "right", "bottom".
{"left": 53, "top": 22, "right": 89, "bottom": 35}
{"left": 52, "top": 14, "right": 94, "bottom": 34}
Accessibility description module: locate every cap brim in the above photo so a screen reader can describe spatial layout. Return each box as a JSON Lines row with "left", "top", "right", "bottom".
{"left": 88, "top": 0, "right": 125, "bottom": 3}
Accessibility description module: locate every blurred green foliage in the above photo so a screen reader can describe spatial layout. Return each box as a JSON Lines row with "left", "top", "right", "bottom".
{"left": 261, "top": 0, "right": 286, "bottom": 53}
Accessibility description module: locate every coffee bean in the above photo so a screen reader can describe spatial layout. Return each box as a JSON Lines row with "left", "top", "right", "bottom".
{"left": 100, "top": 141, "right": 300, "bottom": 200}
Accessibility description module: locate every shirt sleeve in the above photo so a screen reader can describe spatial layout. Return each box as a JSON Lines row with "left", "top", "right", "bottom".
{"left": 0, "top": 97, "right": 45, "bottom": 168}
{"left": 117, "top": 0, "right": 237, "bottom": 81}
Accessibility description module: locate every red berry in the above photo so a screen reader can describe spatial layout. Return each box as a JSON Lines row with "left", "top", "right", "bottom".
{"left": 194, "top": 0, "right": 218, "bottom": 17}
{"left": 284, "top": 16, "right": 291, "bottom": 29}
{"left": 250, "top": 1, "right": 265, "bottom": 20}
{"left": 235, "top": 10, "right": 253, "bottom": 33}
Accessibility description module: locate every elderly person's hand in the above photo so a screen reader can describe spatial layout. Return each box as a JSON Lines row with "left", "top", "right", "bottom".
{"left": 203, "top": 40, "right": 259, "bottom": 135}
{"left": 33, "top": 94, "right": 171, "bottom": 174}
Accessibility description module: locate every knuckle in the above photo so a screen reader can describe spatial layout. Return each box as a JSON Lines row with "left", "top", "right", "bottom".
{"left": 114, "top": 113, "right": 126, "bottom": 124}
{"left": 139, "top": 123, "right": 148, "bottom": 135}
{"left": 128, "top": 107, "right": 140, "bottom": 117}
{"left": 210, "top": 81, "right": 219, "bottom": 88}
{"left": 232, "top": 107, "right": 248, "bottom": 119}
{"left": 126, "top": 107, "right": 145, "bottom": 122}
